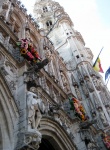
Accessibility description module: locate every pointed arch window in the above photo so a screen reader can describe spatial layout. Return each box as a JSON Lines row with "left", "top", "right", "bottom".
{"left": 43, "top": 6, "right": 48, "bottom": 12}
{"left": 46, "top": 20, "right": 52, "bottom": 27}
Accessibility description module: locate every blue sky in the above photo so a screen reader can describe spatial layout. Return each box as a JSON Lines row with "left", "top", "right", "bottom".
{"left": 21, "top": 0, "right": 110, "bottom": 89}
{"left": 96, "top": 0, "right": 110, "bottom": 27}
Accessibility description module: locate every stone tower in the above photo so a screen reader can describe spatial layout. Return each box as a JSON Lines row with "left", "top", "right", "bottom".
{"left": 33, "top": 0, "right": 110, "bottom": 149}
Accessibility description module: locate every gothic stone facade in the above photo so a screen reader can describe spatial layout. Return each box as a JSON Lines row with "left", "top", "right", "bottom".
{"left": 0, "top": 0, "right": 110, "bottom": 150}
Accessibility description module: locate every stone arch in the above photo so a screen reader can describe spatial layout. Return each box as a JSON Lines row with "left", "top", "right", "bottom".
{"left": 39, "top": 117, "right": 76, "bottom": 150}
{"left": 0, "top": 73, "right": 19, "bottom": 150}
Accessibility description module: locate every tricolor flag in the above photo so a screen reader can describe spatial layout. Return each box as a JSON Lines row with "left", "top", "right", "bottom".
{"left": 105, "top": 67, "right": 110, "bottom": 81}
{"left": 93, "top": 57, "right": 104, "bottom": 73}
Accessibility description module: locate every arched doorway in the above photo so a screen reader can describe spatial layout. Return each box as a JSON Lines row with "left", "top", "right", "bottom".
{"left": 38, "top": 135, "right": 61, "bottom": 150}
{"left": 39, "top": 117, "right": 76, "bottom": 150}
{"left": 38, "top": 138, "right": 55, "bottom": 150}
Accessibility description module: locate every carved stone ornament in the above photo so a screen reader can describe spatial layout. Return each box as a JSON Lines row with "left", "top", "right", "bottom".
{"left": 0, "top": 9, "right": 7, "bottom": 20}
{"left": 2, "top": 1, "right": 9, "bottom": 9}
{"left": 18, "top": 131, "right": 42, "bottom": 150}
{"left": 24, "top": 72, "right": 37, "bottom": 83}
{"left": 53, "top": 112, "right": 62, "bottom": 125}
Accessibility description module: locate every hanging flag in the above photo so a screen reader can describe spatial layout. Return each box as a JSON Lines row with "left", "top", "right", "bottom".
{"left": 93, "top": 47, "right": 104, "bottom": 73}
{"left": 93, "top": 57, "right": 104, "bottom": 73}
{"left": 105, "top": 67, "right": 110, "bottom": 81}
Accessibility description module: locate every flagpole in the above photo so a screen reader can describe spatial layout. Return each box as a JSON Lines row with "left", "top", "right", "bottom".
{"left": 93, "top": 47, "right": 104, "bottom": 67}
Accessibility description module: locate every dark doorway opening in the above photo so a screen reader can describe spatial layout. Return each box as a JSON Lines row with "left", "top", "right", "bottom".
{"left": 38, "top": 138, "right": 55, "bottom": 150}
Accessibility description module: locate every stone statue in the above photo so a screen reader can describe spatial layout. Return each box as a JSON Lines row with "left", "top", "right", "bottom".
{"left": 74, "top": 86, "right": 82, "bottom": 100}
{"left": 106, "top": 106, "right": 110, "bottom": 117}
{"left": 80, "top": 82, "right": 89, "bottom": 97}
{"left": 60, "top": 72, "right": 67, "bottom": 85}
{"left": 86, "top": 78, "right": 94, "bottom": 92}
{"left": 98, "top": 108, "right": 108, "bottom": 126}
{"left": 60, "top": 71, "right": 69, "bottom": 91}
{"left": 27, "top": 90, "right": 45, "bottom": 130}
{"left": 25, "top": 30, "right": 30, "bottom": 39}
{"left": 92, "top": 76, "right": 100, "bottom": 90}
{"left": 45, "top": 49, "right": 53, "bottom": 61}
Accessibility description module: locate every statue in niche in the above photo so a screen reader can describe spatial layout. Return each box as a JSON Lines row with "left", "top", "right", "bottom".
{"left": 74, "top": 86, "right": 82, "bottom": 100}
{"left": 0, "top": 1, "right": 9, "bottom": 20}
{"left": 106, "top": 106, "right": 110, "bottom": 116}
{"left": 45, "top": 49, "right": 53, "bottom": 62}
{"left": 60, "top": 71, "right": 68, "bottom": 89}
{"left": 92, "top": 76, "right": 100, "bottom": 90}
{"left": 80, "top": 82, "right": 89, "bottom": 97}
{"left": 25, "top": 29, "right": 30, "bottom": 40}
{"left": 27, "top": 88, "right": 45, "bottom": 131}
{"left": 86, "top": 78, "right": 94, "bottom": 92}
{"left": 98, "top": 108, "right": 108, "bottom": 126}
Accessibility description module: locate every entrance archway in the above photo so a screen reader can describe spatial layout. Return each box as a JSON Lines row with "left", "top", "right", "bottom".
{"left": 39, "top": 117, "right": 76, "bottom": 150}
{"left": 38, "top": 135, "right": 61, "bottom": 150}
{"left": 38, "top": 138, "right": 55, "bottom": 150}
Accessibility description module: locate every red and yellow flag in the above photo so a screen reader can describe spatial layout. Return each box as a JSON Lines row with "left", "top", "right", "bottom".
{"left": 93, "top": 57, "right": 104, "bottom": 73}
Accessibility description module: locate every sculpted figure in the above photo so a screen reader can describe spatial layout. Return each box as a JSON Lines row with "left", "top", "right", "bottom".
{"left": 45, "top": 49, "right": 53, "bottom": 61}
{"left": 74, "top": 86, "right": 82, "bottom": 100}
{"left": 86, "top": 78, "right": 94, "bottom": 92}
{"left": 106, "top": 106, "right": 110, "bottom": 116}
{"left": 98, "top": 108, "right": 108, "bottom": 125}
{"left": 27, "top": 90, "right": 45, "bottom": 130}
